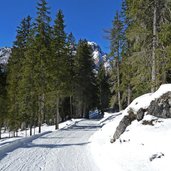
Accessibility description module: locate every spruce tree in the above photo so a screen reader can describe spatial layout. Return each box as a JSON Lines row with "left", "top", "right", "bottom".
{"left": 109, "top": 11, "right": 124, "bottom": 111}
{"left": 97, "top": 63, "right": 110, "bottom": 115}
{"left": 18, "top": 19, "right": 38, "bottom": 136}
{"left": 74, "top": 40, "right": 98, "bottom": 118}
{"left": 126, "top": 0, "right": 171, "bottom": 92}
{"left": 7, "top": 16, "right": 32, "bottom": 135}
{"left": 51, "top": 10, "right": 70, "bottom": 129}
{"left": 34, "top": 0, "right": 51, "bottom": 132}
{"left": 67, "top": 32, "right": 76, "bottom": 118}
{"left": 0, "top": 66, "right": 7, "bottom": 139}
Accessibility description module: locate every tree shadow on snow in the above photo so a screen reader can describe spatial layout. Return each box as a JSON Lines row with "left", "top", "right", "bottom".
{"left": 62, "top": 125, "right": 102, "bottom": 131}
{"left": 25, "top": 141, "right": 90, "bottom": 149}
{"left": 0, "top": 141, "right": 90, "bottom": 161}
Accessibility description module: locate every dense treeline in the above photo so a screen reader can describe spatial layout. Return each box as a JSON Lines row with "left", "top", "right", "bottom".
{"left": 0, "top": 0, "right": 110, "bottom": 138}
{"left": 109, "top": 0, "right": 171, "bottom": 109}
{"left": 2, "top": 0, "right": 170, "bottom": 138}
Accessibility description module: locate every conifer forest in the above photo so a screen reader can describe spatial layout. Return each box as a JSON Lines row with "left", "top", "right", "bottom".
{"left": 1, "top": 0, "right": 171, "bottom": 139}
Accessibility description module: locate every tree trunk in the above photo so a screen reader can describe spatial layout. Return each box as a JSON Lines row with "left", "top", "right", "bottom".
{"left": 38, "top": 94, "right": 45, "bottom": 133}
{"left": 83, "top": 103, "right": 87, "bottom": 118}
{"left": 151, "top": 0, "right": 157, "bottom": 92}
{"left": 0, "top": 125, "right": 1, "bottom": 139}
{"left": 34, "top": 125, "right": 36, "bottom": 135}
{"left": 116, "top": 57, "right": 122, "bottom": 111}
{"left": 127, "top": 84, "right": 131, "bottom": 106}
{"left": 70, "top": 96, "right": 73, "bottom": 118}
{"left": 38, "top": 114, "right": 41, "bottom": 133}
{"left": 30, "top": 124, "right": 32, "bottom": 136}
{"left": 55, "top": 97, "right": 60, "bottom": 130}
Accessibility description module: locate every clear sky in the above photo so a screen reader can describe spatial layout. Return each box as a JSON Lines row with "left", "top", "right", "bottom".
{"left": 0, "top": 0, "right": 122, "bottom": 52}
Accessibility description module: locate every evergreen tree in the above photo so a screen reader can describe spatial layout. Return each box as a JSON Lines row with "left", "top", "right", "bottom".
{"left": 0, "top": 66, "right": 7, "bottom": 139}
{"left": 109, "top": 11, "right": 124, "bottom": 111}
{"left": 66, "top": 32, "right": 76, "bottom": 118}
{"left": 34, "top": 0, "right": 51, "bottom": 132}
{"left": 126, "top": 0, "right": 171, "bottom": 92}
{"left": 97, "top": 63, "right": 110, "bottom": 115}
{"left": 74, "top": 40, "right": 98, "bottom": 118}
{"left": 18, "top": 21, "right": 38, "bottom": 136}
{"left": 7, "top": 16, "right": 32, "bottom": 135}
{"left": 50, "top": 10, "right": 70, "bottom": 129}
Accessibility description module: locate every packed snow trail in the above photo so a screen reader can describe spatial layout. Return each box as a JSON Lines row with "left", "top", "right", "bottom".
{"left": 0, "top": 119, "right": 101, "bottom": 171}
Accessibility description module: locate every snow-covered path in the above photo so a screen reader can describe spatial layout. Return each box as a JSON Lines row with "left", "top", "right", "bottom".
{"left": 0, "top": 119, "right": 101, "bottom": 171}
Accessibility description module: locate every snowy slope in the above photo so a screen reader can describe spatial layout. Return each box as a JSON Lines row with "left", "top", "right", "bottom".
{"left": 123, "top": 84, "right": 171, "bottom": 116}
{"left": 0, "top": 48, "right": 11, "bottom": 65}
{"left": 0, "top": 42, "right": 108, "bottom": 69}
{"left": 90, "top": 84, "right": 171, "bottom": 171}
{"left": 88, "top": 41, "right": 110, "bottom": 69}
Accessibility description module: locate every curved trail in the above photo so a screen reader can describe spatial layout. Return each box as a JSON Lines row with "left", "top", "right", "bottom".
{"left": 0, "top": 119, "right": 101, "bottom": 171}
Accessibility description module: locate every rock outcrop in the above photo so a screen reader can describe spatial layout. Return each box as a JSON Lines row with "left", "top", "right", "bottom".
{"left": 111, "top": 109, "right": 136, "bottom": 143}
{"left": 111, "top": 91, "right": 171, "bottom": 143}
{"left": 147, "top": 92, "right": 171, "bottom": 118}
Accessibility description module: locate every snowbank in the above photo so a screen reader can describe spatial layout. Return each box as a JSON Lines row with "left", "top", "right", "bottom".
{"left": 123, "top": 84, "right": 171, "bottom": 116}
{"left": 0, "top": 131, "right": 51, "bottom": 158}
{"left": 0, "top": 119, "right": 82, "bottom": 151}
{"left": 90, "top": 84, "right": 171, "bottom": 171}
{"left": 90, "top": 113, "right": 171, "bottom": 171}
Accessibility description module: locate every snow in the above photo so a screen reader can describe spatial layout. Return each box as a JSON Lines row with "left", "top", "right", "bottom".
{"left": 0, "top": 119, "right": 100, "bottom": 171}
{"left": 123, "top": 84, "right": 171, "bottom": 116}
{"left": 0, "top": 48, "right": 11, "bottom": 65}
{"left": 0, "top": 119, "right": 81, "bottom": 148}
{"left": 92, "top": 50, "right": 100, "bottom": 65}
{"left": 90, "top": 84, "right": 171, "bottom": 171}
{"left": 87, "top": 41, "right": 108, "bottom": 69}
{"left": 90, "top": 113, "right": 171, "bottom": 171}
{"left": 1, "top": 84, "right": 171, "bottom": 170}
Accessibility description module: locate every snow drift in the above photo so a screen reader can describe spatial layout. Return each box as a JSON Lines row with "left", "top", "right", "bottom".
{"left": 90, "top": 84, "right": 171, "bottom": 171}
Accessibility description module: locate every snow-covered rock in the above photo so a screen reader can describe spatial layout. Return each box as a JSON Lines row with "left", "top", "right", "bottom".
{"left": 123, "top": 84, "right": 171, "bottom": 116}
{"left": 0, "top": 47, "right": 11, "bottom": 65}
{"left": 88, "top": 41, "right": 110, "bottom": 69}
{"left": 0, "top": 42, "right": 109, "bottom": 70}
{"left": 90, "top": 88, "right": 171, "bottom": 171}
{"left": 111, "top": 84, "right": 171, "bottom": 142}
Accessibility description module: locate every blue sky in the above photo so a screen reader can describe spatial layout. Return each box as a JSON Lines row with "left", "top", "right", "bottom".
{"left": 0, "top": 0, "right": 122, "bottom": 52}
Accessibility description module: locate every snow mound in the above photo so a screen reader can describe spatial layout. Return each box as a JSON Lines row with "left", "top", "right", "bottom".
{"left": 123, "top": 84, "right": 171, "bottom": 116}
{"left": 90, "top": 84, "right": 171, "bottom": 171}
{"left": 90, "top": 113, "right": 171, "bottom": 171}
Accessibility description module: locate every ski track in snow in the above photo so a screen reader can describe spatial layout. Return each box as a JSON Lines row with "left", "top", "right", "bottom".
{"left": 0, "top": 119, "right": 101, "bottom": 171}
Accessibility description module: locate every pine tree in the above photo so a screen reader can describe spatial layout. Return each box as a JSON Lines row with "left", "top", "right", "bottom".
{"left": 126, "top": 0, "right": 171, "bottom": 92}
{"left": 97, "top": 63, "right": 110, "bottom": 115}
{"left": 50, "top": 10, "right": 70, "bottom": 129}
{"left": 18, "top": 19, "right": 38, "bottom": 136}
{"left": 109, "top": 11, "right": 124, "bottom": 111}
{"left": 7, "top": 16, "right": 32, "bottom": 135}
{"left": 34, "top": 0, "right": 51, "bottom": 133}
{"left": 67, "top": 32, "right": 76, "bottom": 118}
{"left": 0, "top": 66, "right": 7, "bottom": 139}
{"left": 74, "top": 40, "right": 98, "bottom": 118}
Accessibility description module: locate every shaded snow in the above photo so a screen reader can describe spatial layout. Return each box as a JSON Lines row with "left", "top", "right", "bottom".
{"left": 0, "top": 119, "right": 100, "bottom": 171}
{"left": 0, "top": 119, "right": 81, "bottom": 148}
